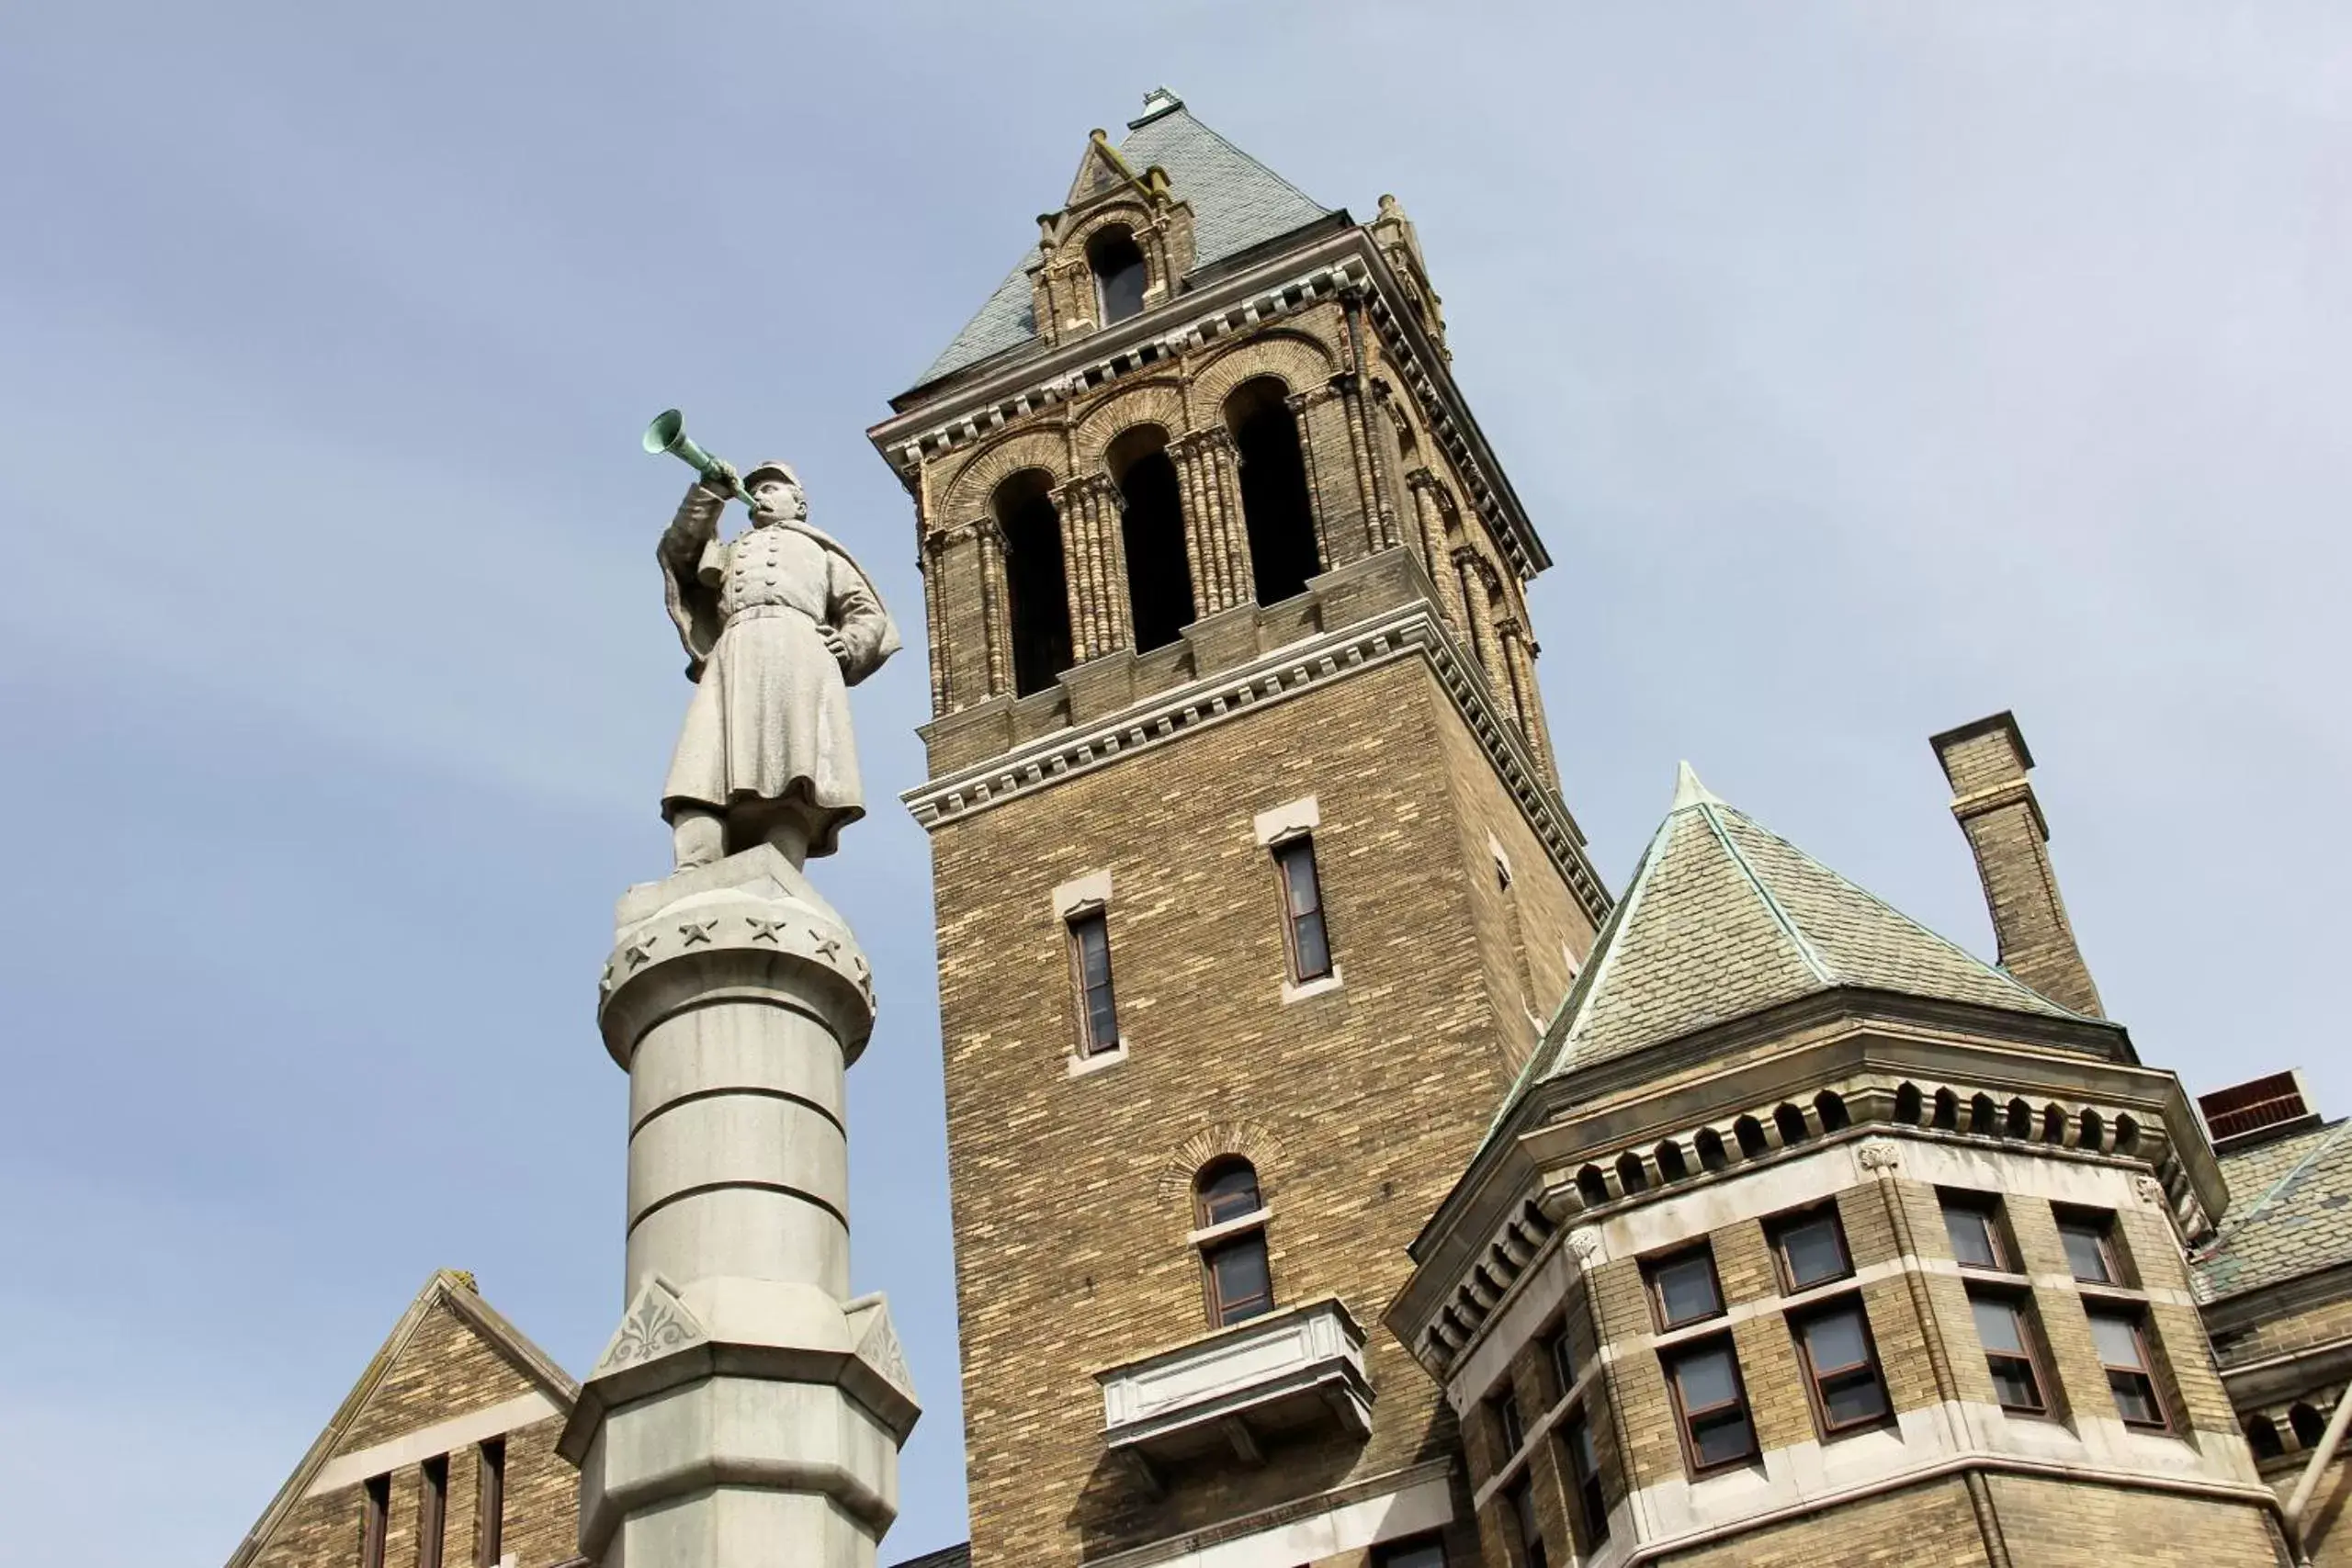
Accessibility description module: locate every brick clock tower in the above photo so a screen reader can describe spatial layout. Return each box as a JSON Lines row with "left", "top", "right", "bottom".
{"left": 870, "top": 91, "right": 1610, "bottom": 1568}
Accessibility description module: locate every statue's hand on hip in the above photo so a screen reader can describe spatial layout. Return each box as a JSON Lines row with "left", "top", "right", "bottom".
{"left": 821, "top": 626, "right": 850, "bottom": 668}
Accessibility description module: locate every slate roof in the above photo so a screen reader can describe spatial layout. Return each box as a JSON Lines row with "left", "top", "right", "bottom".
{"left": 912, "top": 93, "right": 1335, "bottom": 388}
{"left": 1509, "top": 764, "right": 2083, "bottom": 1100}
{"left": 2193, "top": 1119, "right": 2352, "bottom": 1303}
{"left": 887, "top": 1546, "right": 972, "bottom": 1568}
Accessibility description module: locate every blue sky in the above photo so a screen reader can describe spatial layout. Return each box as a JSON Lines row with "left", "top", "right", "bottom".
{"left": 2, "top": 4, "right": 2346, "bottom": 1562}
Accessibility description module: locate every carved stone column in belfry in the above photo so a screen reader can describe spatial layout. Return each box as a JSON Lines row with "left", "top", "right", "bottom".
{"left": 1330, "top": 370, "right": 1385, "bottom": 559}
{"left": 1453, "top": 545, "right": 1504, "bottom": 700}
{"left": 1404, "top": 468, "right": 1464, "bottom": 630}
{"left": 918, "top": 528, "right": 949, "bottom": 714}
{"left": 1363, "top": 378, "right": 1407, "bottom": 553}
{"left": 1053, "top": 474, "right": 1132, "bottom": 661}
{"left": 1172, "top": 428, "right": 1251, "bottom": 615}
{"left": 1284, "top": 386, "right": 1342, "bottom": 572}
{"left": 972, "top": 517, "right": 1011, "bottom": 701}
{"left": 1496, "top": 615, "right": 1555, "bottom": 777}
{"left": 926, "top": 522, "right": 1000, "bottom": 714}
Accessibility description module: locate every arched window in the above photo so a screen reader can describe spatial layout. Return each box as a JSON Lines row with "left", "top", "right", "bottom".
{"left": 1193, "top": 1158, "right": 1272, "bottom": 1327}
{"left": 1106, "top": 425, "right": 1195, "bottom": 651}
{"left": 1088, "top": 227, "right": 1148, "bottom": 325}
{"left": 992, "top": 470, "right": 1073, "bottom": 696}
{"left": 1224, "top": 378, "right": 1319, "bottom": 605}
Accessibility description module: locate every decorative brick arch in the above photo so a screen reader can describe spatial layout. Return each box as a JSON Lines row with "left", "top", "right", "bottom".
{"left": 1072, "top": 378, "right": 1188, "bottom": 470}
{"left": 1154, "top": 1121, "right": 1290, "bottom": 1206}
{"left": 1193, "top": 330, "right": 1340, "bottom": 417}
{"left": 941, "top": 426, "right": 1069, "bottom": 524}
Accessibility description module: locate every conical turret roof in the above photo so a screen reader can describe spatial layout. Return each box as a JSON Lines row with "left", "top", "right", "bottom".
{"left": 1520, "top": 763, "right": 2086, "bottom": 1089}
{"left": 912, "top": 91, "right": 1334, "bottom": 387}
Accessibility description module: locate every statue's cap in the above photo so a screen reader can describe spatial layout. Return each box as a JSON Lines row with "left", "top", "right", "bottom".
{"left": 743, "top": 458, "right": 799, "bottom": 488}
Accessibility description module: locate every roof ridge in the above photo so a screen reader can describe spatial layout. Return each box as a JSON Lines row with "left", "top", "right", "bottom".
{"left": 1692, "top": 798, "right": 1836, "bottom": 987}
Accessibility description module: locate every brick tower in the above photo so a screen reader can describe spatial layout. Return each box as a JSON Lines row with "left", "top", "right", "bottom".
{"left": 870, "top": 90, "right": 1609, "bottom": 1568}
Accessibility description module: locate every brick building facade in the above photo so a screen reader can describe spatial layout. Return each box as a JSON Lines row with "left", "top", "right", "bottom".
{"left": 227, "top": 91, "right": 2352, "bottom": 1568}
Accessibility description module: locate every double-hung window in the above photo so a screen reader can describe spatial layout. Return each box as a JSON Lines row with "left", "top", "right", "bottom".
{"left": 1646, "top": 1246, "right": 1724, "bottom": 1330}
{"left": 2088, "top": 1310, "right": 2168, "bottom": 1429}
{"left": 1663, "top": 1337, "right": 1758, "bottom": 1472}
{"left": 1941, "top": 1193, "right": 2011, "bottom": 1271}
{"left": 1489, "top": 1383, "right": 1526, "bottom": 1457}
{"left": 1560, "top": 1411, "right": 1610, "bottom": 1548}
{"left": 1502, "top": 1475, "right": 1546, "bottom": 1568}
{"left": 1770, "top": 1206, "right": 1853, "bottom": 1292}
{"left": 1792, "top": 1302, "right": 1893, "bottom": 1434}
{"left": 2057, "top": 1209, "right": 2121, "bottom": 1285}
{"left": 1970, "top": 1293, "right": 2049, "bottom": 1416}
{"left": 1067, "top": 908, "right": 1120, "bottom": 1056}
{"left": 1274, "top": 835, "right": 1332, "bottom": 983}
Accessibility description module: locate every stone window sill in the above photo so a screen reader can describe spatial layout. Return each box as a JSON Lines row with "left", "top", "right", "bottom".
{"left": 1069, "top": 1039, "right": 1132, "bottom": 1078}
{"left": 1282, "top": 968, "right": 1343, "bottom": 1006}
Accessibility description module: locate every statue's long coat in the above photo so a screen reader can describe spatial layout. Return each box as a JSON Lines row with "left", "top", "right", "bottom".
{"left": 656, "top": 480, "right": 899, "bottom": 857}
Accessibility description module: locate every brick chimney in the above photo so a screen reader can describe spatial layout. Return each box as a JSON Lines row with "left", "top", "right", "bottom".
{"left": 1928, "top": 711, "right": 2103, "bottom": 1016}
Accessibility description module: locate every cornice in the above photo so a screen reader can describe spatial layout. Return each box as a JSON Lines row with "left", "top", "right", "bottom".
{"left": 899, "top": 601, "right": 1611, "bottom": 925}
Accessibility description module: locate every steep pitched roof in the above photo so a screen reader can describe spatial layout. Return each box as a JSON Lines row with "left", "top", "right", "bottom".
{"left": 1510, "top": 763, "right": 2083, "bottom": 1096}
{"left": 225, "top": 1269, "right": 578, "bottom": 1568}
{"left": 2193, "top": 1119, "right": 2352, "bottom": 1303}
{"left": 913, "top": 91, "right": 1334, "bottom": 388}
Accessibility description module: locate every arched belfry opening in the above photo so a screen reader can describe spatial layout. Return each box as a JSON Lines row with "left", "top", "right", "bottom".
{"left": 1105, "top": 425, "right": 1194, "bottom": 651}
{"left": 1088, "top": 226, "right": 1148, "bottom": 326}
{"left": 991, "top": 469, "right": 1073, "bottom": 697}
{"left": 1224, "top": 377, "right": 1319, "bottom": 605}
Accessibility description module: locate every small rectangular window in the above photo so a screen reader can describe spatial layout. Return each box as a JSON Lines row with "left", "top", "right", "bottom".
{"left": 1792, "top": 1302, "right": 1893, "bottom": 1434}
{"left": 1490, "top": 1384, "right": 1526, "bottom": 1455}
{"left": 2057, "top": 1211, "right": 2119, "bottom": 1285}
{"left": 1940, "top": 1194, "right": 2009, "bottom": 1271}
{"left": 475, "top": 1439, "right": 505, "bottom": 1568}
{"left": 1646, "top": 1247, "right": 1724, "bottom": 1330}
{"left": 1561, "top": 1412, "right": 1610, "bottom": 1547}
{"left": 1664, "top": 1337, "right": 1758, "bottom": 1473}
{"left": 1770, "top": 1207, "right": 1853, "bottom": 1292}
{"left": 1274, "top": 837, "right": 1332, "bottom": 983}
{"left": 1969, "top": 1292, "right": 2047, "bottom": 1416}
{"left": 1502, "top": 1475, "right": 1547, "bottom": 1568}
{"left": 1067, "top": 909, "right": 1119, "bottom": 1055}
{"left": 1544, "top": 1325, "right": 1577, "bottom": 1399}
{"left": 2088, "top": 1310, "right": 2167, "bottom": 1429}
{"left": 360, "top": 1474, "right": 390, "bottom": 1568}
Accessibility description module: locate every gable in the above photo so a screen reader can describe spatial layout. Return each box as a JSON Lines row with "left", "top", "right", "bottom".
{"left": 226, "top": 1271, "right": 577, "bottom": 1568}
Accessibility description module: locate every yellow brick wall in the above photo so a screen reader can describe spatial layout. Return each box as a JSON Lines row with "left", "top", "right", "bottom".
{"left": 932, "top": 655, "right": 1589, "bottom": 1568}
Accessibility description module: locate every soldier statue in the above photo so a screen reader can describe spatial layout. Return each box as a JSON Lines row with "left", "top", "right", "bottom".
{"left": 655, "top": 457, "right": 899, "bottom": 872}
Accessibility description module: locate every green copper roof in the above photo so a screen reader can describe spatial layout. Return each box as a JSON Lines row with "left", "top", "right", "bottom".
{"left": 1510, "top": 763, "right": 2082, "bottom": 1097}
{"left": 910, "top": 94, "right": 1333, "bottom": 389}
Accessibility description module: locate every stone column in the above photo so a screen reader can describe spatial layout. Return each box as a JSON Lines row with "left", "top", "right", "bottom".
{"left": 1404, "top": 468, "right": 1464, "bottom": 630}
{"left": 563, "top": 849, "right": 920, "bottom": 1568}
{"left": 918, "top": 529, "right": 949, "bottom": 715}
{"left": 1453, "top": 546, "right": 1503, "bottom": 699}
{"left": 1172, "top": 429, "right": 1250, "bottom": 615}
{"left": 1284, "top": 387, "right": 1342, "bottom": 572}
{"left": 971, "top": 517, "right": 1010, "bottom": 701}
{"left": 1496, "top": 615, "right": 1556, "bottom": 778}
{"left": 1054, "top": 475, "right": 1132, "bottom": 660}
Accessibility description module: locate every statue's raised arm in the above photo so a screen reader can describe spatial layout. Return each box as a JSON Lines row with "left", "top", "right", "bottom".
{"left": 652, "top": 455, "right": 899, "bottom": 874}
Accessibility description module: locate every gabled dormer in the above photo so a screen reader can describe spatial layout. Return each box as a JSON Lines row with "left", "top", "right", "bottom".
{"left": 1028, "top": 115, "right": 1196, "bottom": 347}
